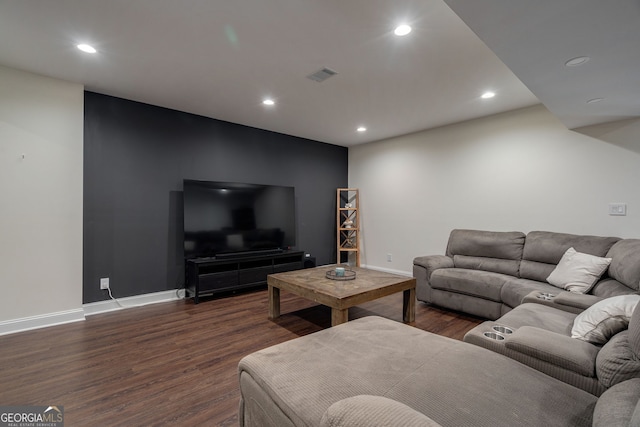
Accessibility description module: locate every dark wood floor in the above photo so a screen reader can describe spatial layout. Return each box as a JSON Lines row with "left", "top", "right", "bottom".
{"left": 0, "top": 288, "right": 481, "bottom": 426}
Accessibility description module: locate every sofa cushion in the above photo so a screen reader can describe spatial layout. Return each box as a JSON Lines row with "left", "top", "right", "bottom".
{"left": 500, "top": 277, "right": 561, "bottom": 309}
{"left": 430, "top": 289, "right": 503, "bottom": 320}
{"left": 606, "top": 239, "right": 640, "bottom": 291}
{"left": 591, "top": 278, "right": 638, "bottom": 299}
{"left": 519, "top": 260, "right": 556, "bottom": 283}
{"left": 444, "top": 230, "right": 524, "bottom": 277}
{"left": 320, "top": 395, "right": 442, "bottom": 427}
{"left": 429, "top": 269, "right": 509, "bottom": 302}
{"left": 593, "top": 378, "right": 640, "bottom": 427}
{"left": 446, "top": 229, "right": 525, "bottom": 260}
{"left": 452, "top": 255, "right": 520, "bottom": 277}
{"left": 596, "top": 331, "right": 640, "bottom": 389}
{"left": 520, "top": 231, "right": 619, "bottom": 282}
{"left": 572, "top": 295, "right": 640, "bottom": 344}
{"left": 546, "top": 247, "right": 612, "bottom": 293}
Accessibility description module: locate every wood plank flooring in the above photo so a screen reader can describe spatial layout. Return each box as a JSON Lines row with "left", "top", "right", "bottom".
{"left": 0, "top": 288, "right": 481, "bottom": 426}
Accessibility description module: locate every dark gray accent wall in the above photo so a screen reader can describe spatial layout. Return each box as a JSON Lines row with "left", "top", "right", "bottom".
{"left": 84, "top": 92, "right": 347, "bottom": 303}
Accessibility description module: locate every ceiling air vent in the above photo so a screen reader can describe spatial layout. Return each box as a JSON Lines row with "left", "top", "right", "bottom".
{"left": 307, "top": 67, "right": 338, "bottom": 82}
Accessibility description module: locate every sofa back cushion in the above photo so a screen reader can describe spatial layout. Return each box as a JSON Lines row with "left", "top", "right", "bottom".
{"left": 596, "top": 331, "right": 640, "bottom": 388}
{"left": 596, "top": 304, "right": 640, "bottom": 389}
{"left": 446, "top": 229, "right": 525, "bottom": 277}
{"left": 520, "top": 231, "right": 620, "bottom": 282}
{"left": 629, "top": 302, "right": 640, "bottom": 359}
{"left": 591, "top": 278, "right": 638, "bottom": 299}
{"left": 606, "top": 239, "right": 640, "bottom": 292}
{"left": 592, "top": 378, "right": 640, "bottom": 427}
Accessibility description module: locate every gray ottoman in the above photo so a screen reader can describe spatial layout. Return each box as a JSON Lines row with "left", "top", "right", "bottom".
{"left": 239, "top": 316, "right": 596, "bottom": 427}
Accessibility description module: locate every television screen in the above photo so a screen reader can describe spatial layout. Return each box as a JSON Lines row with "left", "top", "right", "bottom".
{"left": 183, "top": 180, "right": 296, "bottom": 259}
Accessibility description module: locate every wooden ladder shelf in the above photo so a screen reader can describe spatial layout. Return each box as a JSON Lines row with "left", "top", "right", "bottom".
{"left": 336, "top": 188, "right": 360, "bottom": 266}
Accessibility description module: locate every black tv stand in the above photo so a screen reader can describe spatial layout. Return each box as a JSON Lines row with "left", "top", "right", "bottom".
{"left": 215, "top": 248, "right": 283, "bottom": 259}
{"left": 185, "top": 250, "right": 305, "bottom": 303}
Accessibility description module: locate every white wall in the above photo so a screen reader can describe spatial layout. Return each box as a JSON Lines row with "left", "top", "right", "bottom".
{"left": 0, "top": 65, "right": 84, "bottom": 326}
{"left": 349, "top": 105, "right": 640, "bottom": 275}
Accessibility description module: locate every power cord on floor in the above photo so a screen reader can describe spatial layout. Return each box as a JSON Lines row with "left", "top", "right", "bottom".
{"left": 105, "top": 285, "right": 186, "bottom": 310}
{"left": 107, "top": 286, "right": 144, "bottom": 309}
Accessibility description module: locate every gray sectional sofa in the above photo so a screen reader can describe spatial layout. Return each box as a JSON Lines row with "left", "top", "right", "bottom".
{"left": 413, "top": 229, "right": 640, "bottom": 320}
{"left": 238, "top": 316, "right": 640, "bottom": 426}
{"left": 238, "top": 229, "right": 640, "bottom": 426}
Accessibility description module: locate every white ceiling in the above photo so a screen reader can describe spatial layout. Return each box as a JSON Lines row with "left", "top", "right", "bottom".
{"left": 0, "top": 1, "right": 636, "bottom": 147}
{"left": 444, "top": 0, "right": 640, "bottom": 130}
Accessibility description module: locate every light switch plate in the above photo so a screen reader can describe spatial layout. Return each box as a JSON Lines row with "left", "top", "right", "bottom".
{"left": 609, "top": 203, "right": 627, "bottom": 216}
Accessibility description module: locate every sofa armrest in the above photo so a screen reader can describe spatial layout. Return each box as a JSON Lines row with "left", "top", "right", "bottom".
{"left": 505, "top": 326, "right": 599, "bottom": 377}
{"left": 554, "top": 292, "right": 603, "bottom": 311}
{"left": 522, "top": 290, "right": 603, "bottom": 314}
{"left": 413, "top": 255, "right": 454, "bottom": 280}
{"left": 320, "top": 395, "right": 442, "bottom": 427}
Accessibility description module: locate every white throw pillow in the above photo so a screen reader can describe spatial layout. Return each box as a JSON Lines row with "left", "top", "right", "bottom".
{"left": 571, "top": 295, "right": 640, "bottom": 344}
{"left": 547, "top": 247, "right": 612, "bottom": 293}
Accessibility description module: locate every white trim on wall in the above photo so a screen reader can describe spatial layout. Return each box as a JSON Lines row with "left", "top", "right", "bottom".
{"left": 0, "top": 290, "right": 185, "bottom": 336}
{"left": 0, "top": 309, "right": 85, "bottom": 337}
{"left": 360, "top": 264, "right": 412, "bottom": 277}
{"left": 83, "top": 290, "right": 185, "bottom": 316}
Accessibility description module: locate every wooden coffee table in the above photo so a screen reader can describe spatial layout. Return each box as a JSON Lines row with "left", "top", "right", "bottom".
{"left": 267, "top": 265, "right": 416, "bottom": 326}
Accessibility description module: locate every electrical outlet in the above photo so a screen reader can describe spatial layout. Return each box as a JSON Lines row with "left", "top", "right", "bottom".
{"left": 387, "top": 253, "right": 392, "bottom": 262}
{"left": 100, "top": 277, "right": 110, "bottom": 290}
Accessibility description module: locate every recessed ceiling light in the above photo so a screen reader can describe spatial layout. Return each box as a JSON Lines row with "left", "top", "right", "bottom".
{"left": 587, "top": 98, "right": 604, "bottom": 104}
{"left": 77, "top": 44, "right": 97, "bottom": 54}
{"left": 262, "top": 99, "right": 275, "bottom": 106}
{"left": 394, "top": 24, "right": 412, "bottom": 36}
{"left": 357, "top": 127, "right": 367, "bottom": 132}
{"left": 481, "top": 91, "right": 496, "bottom": 99}
{"left": 565, "top": 56, "right": 590, "bottom": 67}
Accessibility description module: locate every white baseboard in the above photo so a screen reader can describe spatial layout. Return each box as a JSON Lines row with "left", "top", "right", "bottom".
{"left": 0, "top": 290, "right": 185, "bottom": 336}
{"left": 83, "top": 289, "right": 184, "bottom": 316}
{"left": 360, "top": 264, "right": 412, "bottom": 277}
{"left": 0, "top": 308, "right": 85, "bottom": 337}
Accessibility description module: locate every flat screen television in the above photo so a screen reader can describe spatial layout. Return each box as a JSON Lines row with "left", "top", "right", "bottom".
{"left": 183, "top": 179, "right": 296, "bottom": 259}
